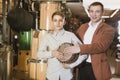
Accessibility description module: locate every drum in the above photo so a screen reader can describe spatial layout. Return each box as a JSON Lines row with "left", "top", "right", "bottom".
{"left": 19, "top": 31, "right": 31, "bottom": 50}
{"left": 31, "top": 30, "right": 49, "bottom": 58}
{"left": 40, "top": 2, "right": 61, "bottom": 30}
{"left": 31, "top": 30, "right": 39, "bottom": 58}
{"left": 57, "top": 43, "right": 79, "bottom": 63}
{"left": 28, "top": 58, "right": 47, "bottom": 80}
{"left": 0, "top": 1, "right": 2, "bottom": 15}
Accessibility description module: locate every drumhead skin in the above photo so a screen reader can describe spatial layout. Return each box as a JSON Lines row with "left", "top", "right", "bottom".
{"left": 57, "top": 42, "right": 79, "bottom": 63}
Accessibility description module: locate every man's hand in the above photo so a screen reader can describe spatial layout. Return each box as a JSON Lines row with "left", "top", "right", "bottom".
{"left": 52, "top": 50, "right": 63, "bottom": 59}
{"left": 64, "top": 43, "right": 80, "bottom": 54}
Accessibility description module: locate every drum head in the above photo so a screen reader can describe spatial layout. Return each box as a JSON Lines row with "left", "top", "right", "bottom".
{"left": 57, "top": 43, "right": 79, "bottom": 63}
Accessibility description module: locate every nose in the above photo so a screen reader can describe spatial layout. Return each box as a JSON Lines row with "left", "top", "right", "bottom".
{"left": 56, "top": 21, "right": 60, "bottom": 25}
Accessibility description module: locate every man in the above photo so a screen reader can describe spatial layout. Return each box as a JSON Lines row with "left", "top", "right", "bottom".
{"left": 64, "top": 2, "right": 116, "bottom": 80}
{"left": 37, "top": 11, "right": 87, "bottom": 80}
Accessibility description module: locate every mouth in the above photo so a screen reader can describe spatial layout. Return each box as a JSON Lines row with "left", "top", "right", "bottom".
{"left": 92, "top": 16, "right": 97, "bottom": 19}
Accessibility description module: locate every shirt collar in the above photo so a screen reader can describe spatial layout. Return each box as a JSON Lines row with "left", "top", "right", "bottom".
{"left": 89, "top": 19, "right": 102, "bottom": 28}
{"left": 53, "top": 29, "right": 65, "bottom": 36}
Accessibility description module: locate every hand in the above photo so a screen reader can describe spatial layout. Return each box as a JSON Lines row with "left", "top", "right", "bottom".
{"left": 64, "top": 42, "right": 80, "bottom": 54}
{"left": 62, "top": 63, "right": 71, "bottom": 69}
{"left": 52, "top": 50, "right": 63, "bottom": 59}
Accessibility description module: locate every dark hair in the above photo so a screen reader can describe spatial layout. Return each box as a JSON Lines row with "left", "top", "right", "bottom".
{"left": 52, "top": 11, "right": 65, "bottom": 20}
{"left": 89, "top": 2, "right": 104, "bottom": 11}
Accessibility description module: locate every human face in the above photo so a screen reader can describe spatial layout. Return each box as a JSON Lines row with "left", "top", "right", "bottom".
{"left": 52, "top": 15, "right": 65, "bottom": 31}
{"left": 89, "top": 5, "right": 103, "bottom": 23}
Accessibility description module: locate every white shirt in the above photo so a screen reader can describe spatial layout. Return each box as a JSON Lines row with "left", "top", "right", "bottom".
{"left": 37, "top": 29, "right": 87, "bottom": 80}
{"left": 84, "top": 20, "right": 102, "bottom": 62}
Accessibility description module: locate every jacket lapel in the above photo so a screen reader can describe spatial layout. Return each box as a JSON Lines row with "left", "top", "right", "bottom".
{"left": 92, "top": 22, "right": 104, "bottom": 42}
{"left": 81, "top": 23, "right": 89, "bottom": 41}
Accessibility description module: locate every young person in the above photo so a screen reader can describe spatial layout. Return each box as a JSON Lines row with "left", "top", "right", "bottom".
{"left": 37, "top": 11, "right": 87, "bottom": 80}
{"left": 64, "top": 2, "right": 116, "bottom": 80}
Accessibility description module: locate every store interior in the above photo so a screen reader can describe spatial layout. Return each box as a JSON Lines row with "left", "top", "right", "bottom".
{"left": 0, "top": 0, "right": 120, "bottom": 80}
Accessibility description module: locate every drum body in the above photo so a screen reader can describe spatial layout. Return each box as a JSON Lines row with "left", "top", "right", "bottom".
{"left": 30, "top": 30, "right": 50, "bottom": 79}
{"left": 31, "top": 30, "right": 49, "bottom": 58}
{"left": 40, "top": 2, "right": 61, "bottom": 30}
{"left": 0, "top": 1, "right": 2, "bottom": 14}
{"left": 57, "top": 43, "right": 79, "bottom": 63}
{"left": 28, "top": 58, "right": 47, "bottom": 80}
{"left": 19, "top": 31, "right": 31, "bottom": 50}
{"left": 31, "top": 30, "right": 39, "bottom": 58}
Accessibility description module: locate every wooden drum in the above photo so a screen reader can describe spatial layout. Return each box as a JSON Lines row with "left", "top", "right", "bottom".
{"left": 0, "top": 1, "right": 2, "bottom": 15}
{"left": 40, "top": 2, "right": 61, "bottom": 30}
{"left": 31, "top": 30, "right": 49, "bottom": 58}
{"left": 28, "top": 58, "right": 47, "bottom": 80}
{"left": 57, "top": 43, "right": 79, "bottom": 63}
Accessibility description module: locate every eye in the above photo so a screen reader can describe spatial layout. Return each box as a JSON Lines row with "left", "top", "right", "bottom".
{"left": 89, "top": 10, "right": 93, "bottom": 13}
{"left": 96, "top": 10, "right": 100, "bottom": 13}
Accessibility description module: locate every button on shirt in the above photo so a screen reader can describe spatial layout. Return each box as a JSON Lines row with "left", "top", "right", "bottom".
{"left": 37, "top": 29, "right": 87, "bottom": 80}
{"left": 84, "top": 20, "right": 102, "bottom": 62}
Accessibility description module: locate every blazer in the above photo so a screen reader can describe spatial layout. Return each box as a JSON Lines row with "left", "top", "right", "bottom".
{"left": 76, "top": 22, "right": 116, "bottom": 80}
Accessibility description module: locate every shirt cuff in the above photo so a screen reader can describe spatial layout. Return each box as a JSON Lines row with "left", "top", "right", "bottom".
{"left": 69, "top": 54, "right": 88, "bottom": 68}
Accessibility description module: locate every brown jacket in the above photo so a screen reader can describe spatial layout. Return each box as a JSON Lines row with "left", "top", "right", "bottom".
{"left": 76, "top": 22, "right": 116, "bottom": 80}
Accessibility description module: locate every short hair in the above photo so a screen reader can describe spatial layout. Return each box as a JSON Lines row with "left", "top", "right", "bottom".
{"left": 89, "top": 2, "right": 104, "bottom": 11}
{"left": 52, "top": 11, "right": 65, "bottom": 20}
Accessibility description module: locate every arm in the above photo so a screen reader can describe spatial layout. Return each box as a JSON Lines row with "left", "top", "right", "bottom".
{"left": 69, "top": 54, "right": 88, "bottom": 68}
{"left": 64, "top": 23, "right": 116, "bottom": 55}
{"left": 69, "top": 32, "right": 87, "bottom": 68}
{"left": 62, "top": 54, "right": 87, "bottom": 69}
